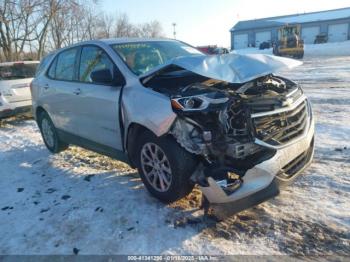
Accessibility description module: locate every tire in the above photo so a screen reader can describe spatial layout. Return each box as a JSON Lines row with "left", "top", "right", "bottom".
{"left": 299, "top": 51, "right": 304, "bottom": 59}
{"left": 135, "top": 130, "right": 198, "bottom": 203}
{"left": 293, "top": 52, "right": 304, "bottom": 59}
{"left": 38, "top": 111, "right": 68, "bottom": 153}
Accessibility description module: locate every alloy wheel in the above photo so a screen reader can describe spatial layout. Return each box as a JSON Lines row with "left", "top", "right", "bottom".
{"left": 140, "top": 142, "right": 172, "bottom": 192}
{"left": 41, "top": 118, "right": 55, "bottom": 148}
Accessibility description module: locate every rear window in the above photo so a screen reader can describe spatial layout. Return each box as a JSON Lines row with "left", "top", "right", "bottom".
{"left": 0, "top": 63, "right": 38, "bottom": 80}
{"left": 54, "top": 48, "right": 79, "bottom": 81}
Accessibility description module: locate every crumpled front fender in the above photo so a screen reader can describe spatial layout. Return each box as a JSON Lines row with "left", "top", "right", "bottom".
{"left": 122, "top": 83, "right": 177, "bottom": 148}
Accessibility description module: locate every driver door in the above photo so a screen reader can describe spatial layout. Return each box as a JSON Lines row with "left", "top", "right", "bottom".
{"left": 74, "top": 45, "right": 125, "bottom": 150}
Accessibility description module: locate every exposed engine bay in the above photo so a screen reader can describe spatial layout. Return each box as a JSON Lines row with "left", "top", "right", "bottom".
{"left": 144, "top": 67, "right": 309, "bottom": 192}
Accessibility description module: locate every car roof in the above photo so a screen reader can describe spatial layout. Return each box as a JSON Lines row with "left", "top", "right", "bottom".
{"left": 41, "top": 38, "right": 184, "bottom": 60}
{"left": 98, "top": 38, "right": 176, "bottom": 45}
{"left": 46, "top": 38, "right": 180, "bottom": 56}
{"left": 62, "top": 38, "right": 178, "bottom": 48}
{"left": 0, "top": 61, "right": 40, "bottom": 66}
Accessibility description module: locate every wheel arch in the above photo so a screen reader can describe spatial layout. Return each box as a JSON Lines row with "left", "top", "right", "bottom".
{"left": 36, "top": 106, "right": 69, "bottom": 153}
{"left": 34, "top": 106, "right": 57, "bottom": 130}
{"left": 35, "top": 106, "right": 46, "bottom": 121}
{"left": 126, "top": 122, "right": 157, "bottom": 168}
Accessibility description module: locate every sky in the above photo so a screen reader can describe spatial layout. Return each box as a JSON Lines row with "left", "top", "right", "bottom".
{"left": 100, "top": 0, "right": 350, "bottom": 47}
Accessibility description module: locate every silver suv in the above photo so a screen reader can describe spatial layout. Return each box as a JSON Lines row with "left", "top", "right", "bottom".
{"left": 31, "top": 39, "right": 314, "bottom": 212}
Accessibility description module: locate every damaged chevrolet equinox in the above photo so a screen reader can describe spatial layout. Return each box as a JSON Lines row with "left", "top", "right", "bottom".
{"left": 31, "top": 39, "right": 314, "bottom": 213}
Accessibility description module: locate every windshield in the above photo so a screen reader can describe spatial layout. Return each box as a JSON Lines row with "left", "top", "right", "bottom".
{"left": 111, "top": 41, "right": 202, "bottom": 76}
{"left": 0, "top": 63, "right": 38, "bottom": 80}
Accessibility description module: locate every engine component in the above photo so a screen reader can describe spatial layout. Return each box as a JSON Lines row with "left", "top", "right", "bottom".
{"left": 226, "top": 142, "right": 261, "bottom": 159}
{"left": 170, "top": 118, "right": 208, "bottom": 155}
{"left": 219, "top": 99, "right": 249, "bottom": 137}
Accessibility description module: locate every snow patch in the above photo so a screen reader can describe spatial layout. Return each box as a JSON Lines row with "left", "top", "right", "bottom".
{"left": 305, "top": 41, "right": 350, "bottom": 57}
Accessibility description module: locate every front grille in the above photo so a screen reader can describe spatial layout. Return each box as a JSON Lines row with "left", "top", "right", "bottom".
{"left": 249, "top": 88, "right": 303, "bottom": 114}
{"left": 252, "top": 99, "right": 309, "bottom": 146}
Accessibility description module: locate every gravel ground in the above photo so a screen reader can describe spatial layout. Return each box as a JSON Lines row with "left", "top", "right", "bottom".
{"left": 0, "top": 56, "right": 349, "bottom": 255}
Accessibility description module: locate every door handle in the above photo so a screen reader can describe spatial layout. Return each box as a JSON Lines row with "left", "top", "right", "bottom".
{"left": 73, "top": 88, "right": 81, "bottom": 95}
{"left": 43, "top": 84, "right": 49, "bottom": 90}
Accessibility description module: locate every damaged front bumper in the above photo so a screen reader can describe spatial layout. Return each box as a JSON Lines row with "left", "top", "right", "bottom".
{"left": 200, "top": 105, "right": 315, "bottom": 212}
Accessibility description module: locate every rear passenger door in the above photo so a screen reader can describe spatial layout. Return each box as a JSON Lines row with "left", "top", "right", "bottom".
{"left": 45, "top": 47, "right": 82, "bottom": 135}
{"left": 74, "top": 45, "right": 125, "bottom": 150}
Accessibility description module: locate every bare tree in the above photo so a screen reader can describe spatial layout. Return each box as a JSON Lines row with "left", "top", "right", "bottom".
{"left": 96, "top": 13, "right": 114, "bottom": 38}
{"left": 0, "top": 0, "right": 18, "bottom": 61}
{"left": 113, "top": 13, "right": 135, "bottom": 37}
{"left": 135, "top": 20, "right": 164, "bottom": 38}
{"left": 1, "top": 0, "right": 47, "bottom": 61}
{"left": 82, "top": 6, "right": 100, "bottom": 40}
{"left": 0, "top": 0, "right": 166, "bottom": 62}
{"left": 111, "top": 13, "right": 164, "bottom": 38}
{"left": 14, "top": 0, "right": 41, "bottom": 58}
{"left": 33, "top": 0, "right": 58, "bottom": 59}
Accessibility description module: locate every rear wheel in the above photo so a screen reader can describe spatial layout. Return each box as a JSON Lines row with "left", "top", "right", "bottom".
{"left": 135, "top": 131, "right": 198, "bottom": 203}
{"left": 38, "top": 111, "right": 68, "bottom": 153}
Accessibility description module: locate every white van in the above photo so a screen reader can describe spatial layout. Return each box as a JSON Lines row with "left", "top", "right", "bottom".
{"left": 0, "top": 61, "right": 39, "bottom": 119}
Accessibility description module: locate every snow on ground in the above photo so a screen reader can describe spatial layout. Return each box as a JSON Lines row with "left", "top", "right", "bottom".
{"left": 305, "top": 41, "right": 350, "bottom": 57}
{"left": 0, "top": 56, "right": 349, "bottom": 255}
{"left": 233, "top": 40, "right": 350, "bottom": 57}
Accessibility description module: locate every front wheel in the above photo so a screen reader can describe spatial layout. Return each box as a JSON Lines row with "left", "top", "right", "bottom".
{"left": 135, "top": 131, "right": 198, "bottom": 203}
{"left": 38, "top": 111, "right": 68, "bottom": 153}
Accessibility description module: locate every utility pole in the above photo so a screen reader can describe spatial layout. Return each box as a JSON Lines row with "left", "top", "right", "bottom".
{"left": 172, "top": 23, "right": 177, "bottom": 39}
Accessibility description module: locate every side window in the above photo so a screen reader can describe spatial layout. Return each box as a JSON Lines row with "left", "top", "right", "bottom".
{"left": 55, "top": 48, "right": 79, "bottom": 81}
{"left": 79, "top": 46, "right": 114, "bottom": 83}
{"left": 36, "top": 54, "right": 53, "bottom": 77}
{"left": 47, "top": 57, "right": 57, "bottom": 79}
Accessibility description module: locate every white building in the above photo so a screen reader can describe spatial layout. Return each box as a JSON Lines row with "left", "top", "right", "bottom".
{"left": 230, "top": 7, "right": 350, "bottom": 49}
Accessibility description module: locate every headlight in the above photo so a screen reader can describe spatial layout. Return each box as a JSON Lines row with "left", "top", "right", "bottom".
{"left": 171, "top": 93, "right": 229, "bottom": 111}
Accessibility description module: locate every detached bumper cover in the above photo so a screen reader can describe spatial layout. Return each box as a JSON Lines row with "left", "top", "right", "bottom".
{"left": 210, "top": 178, "right": 281, "bottom": 215}
{"left": 200, "top": 114, "right": 315, "bottom": 207}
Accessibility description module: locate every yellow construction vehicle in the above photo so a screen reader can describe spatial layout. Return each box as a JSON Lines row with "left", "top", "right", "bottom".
{"left": 273, "top": 25, "right": 304, "bottom": 59}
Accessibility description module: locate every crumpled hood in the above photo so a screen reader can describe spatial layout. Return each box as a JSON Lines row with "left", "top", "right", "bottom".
{"left": 140, "top": 53, "right": 302, "bottom": 84}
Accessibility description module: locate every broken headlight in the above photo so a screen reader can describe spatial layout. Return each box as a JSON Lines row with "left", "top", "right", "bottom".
{"left": 171, "top": 93, "right": 229, "bottom": 112}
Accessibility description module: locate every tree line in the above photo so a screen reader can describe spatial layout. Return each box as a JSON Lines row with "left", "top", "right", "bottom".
{"left": 0, "top": 0, "right": 165, "bottom": 62}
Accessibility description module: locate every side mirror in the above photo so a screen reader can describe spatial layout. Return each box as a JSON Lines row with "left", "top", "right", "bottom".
{"left": 90, "top": 69, "right": 113, "bottom": 84}
{"left": 90, "top": 68, "right": 125, "bottom": 86}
